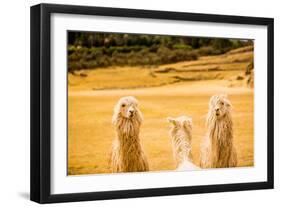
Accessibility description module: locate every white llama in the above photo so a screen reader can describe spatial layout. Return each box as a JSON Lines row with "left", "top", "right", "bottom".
{"left": 200, "top": 94, "right": 237, "bottom": 168}
{"left": 167, "top": 116, "right": 200, "bottom": 171}
{"left": 110, "top": 96, "right": 149, "bottom": 173}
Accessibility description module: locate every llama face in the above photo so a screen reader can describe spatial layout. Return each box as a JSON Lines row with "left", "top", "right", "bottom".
{"left": 167, "top": 116, "right": 192, "bottom": 133}
{"left": 116, "top": 96, "right": 139, "bottom": 119}
{"left": 209, "top": 95, "right": 231, "bottom": 119}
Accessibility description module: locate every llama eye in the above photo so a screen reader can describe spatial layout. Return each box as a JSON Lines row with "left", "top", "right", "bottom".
{"left": 221, "top": 102, "right": 224, "bottom": 105}
{"left": 121, "top": 104, "right": 126, "bottom": 107}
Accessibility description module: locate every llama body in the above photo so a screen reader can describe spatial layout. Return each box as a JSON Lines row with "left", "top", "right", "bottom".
{"left": 110, "top": 96, "right": 149, "bottom": 173}
{"left": 200, "top": 94, "right": 237, "bottom": 168}
{"left": 168, "top": 116, "right": 200, "bottom": 171}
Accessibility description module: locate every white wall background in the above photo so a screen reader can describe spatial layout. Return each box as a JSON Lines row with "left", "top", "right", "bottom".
{"left": 0, "top": 0, "right": 279, "bottom": 206}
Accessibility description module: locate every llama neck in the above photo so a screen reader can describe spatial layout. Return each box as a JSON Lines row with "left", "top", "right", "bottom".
{"left": 115, "top": 115, "right": 141, "bottom": 135}
{"left": 171, "top": 129, "right": 192, "bottom": 166}
{"left": 207, "top": 113, "right": 233, "bottom": 156}
{"left": 115, "top": 116, "right": 142, "bottom": 155}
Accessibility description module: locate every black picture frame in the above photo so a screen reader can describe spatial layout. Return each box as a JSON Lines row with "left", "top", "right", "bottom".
{"left": 30, "top": 3, "right": 274, "bottom": 204}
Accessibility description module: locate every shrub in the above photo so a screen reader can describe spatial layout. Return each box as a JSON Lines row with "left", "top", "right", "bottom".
{"left": 67, "top": 41, "right": 247, "bottom": 71}
{"left": 172, "top": 44, "right": 192, "bottom": 50}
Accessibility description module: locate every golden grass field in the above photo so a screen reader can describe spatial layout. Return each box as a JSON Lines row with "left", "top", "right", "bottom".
{"left": 68, "top": 46, "right": 254, "bottom": 175}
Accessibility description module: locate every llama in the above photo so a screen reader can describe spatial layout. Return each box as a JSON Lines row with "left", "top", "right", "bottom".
{"left": 167, "top": 116, "right": 200, "bottom": 171}
{"left": 110, "top": 96, "right": 149, "bottom": 173}
{"left": 200, "top": 94, "right": 237, "bottom": 168}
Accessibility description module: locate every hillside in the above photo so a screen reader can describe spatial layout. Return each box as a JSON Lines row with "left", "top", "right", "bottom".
{"left": 68, "top": 46, "right": 254, "bottom": 91}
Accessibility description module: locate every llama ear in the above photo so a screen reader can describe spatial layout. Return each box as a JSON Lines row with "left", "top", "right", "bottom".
{"left": 227, "top": 101, "right": 232, "bottom": 108}
{"left": 223, "top": 97, "right": 232, "bottom": 108}
{"left": 130, "top": 96, "right": 139, "bottom": 105}
{"left": 136, "top": 108, "right": 143, "bottom": 123}
{"left": 112, "top": 113, "right": 117, "bottom": 126}
{"left": 209, "top": 95, "right": 218, "bottom": 106}
{"left": 112, "top": 102, "right": 120, "bottom": 125}
{"left": 183, "top": 119, "right": 192, "bottom": 128}
{"left": 167, "top": 117, "right": 177, "bottom": 125}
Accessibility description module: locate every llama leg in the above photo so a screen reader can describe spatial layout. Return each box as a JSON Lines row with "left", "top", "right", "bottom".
{"left": 229, "top": 149, "right": 238, "bottom": 167}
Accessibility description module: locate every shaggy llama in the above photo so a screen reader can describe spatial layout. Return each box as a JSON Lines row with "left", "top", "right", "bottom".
{"left": 110, "top": 96, "right": 149, "bottom": 173}
{"left": 200, "top": 94, "right": 237, "bottom": 168}
{"left": 168, "top": 116, "right": 200, "bottom": 171}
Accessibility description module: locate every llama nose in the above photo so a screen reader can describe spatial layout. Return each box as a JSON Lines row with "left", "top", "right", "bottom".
{"left": 215, "top": 108, "right": 219, "bottom": 112}
{"left": 129, "top": 109, "right": 134, "bottom": 114}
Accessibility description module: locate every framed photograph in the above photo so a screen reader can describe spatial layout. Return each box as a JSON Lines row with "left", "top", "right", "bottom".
{"left": 30, "top": 3, "right": 274, "bottom": 203}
